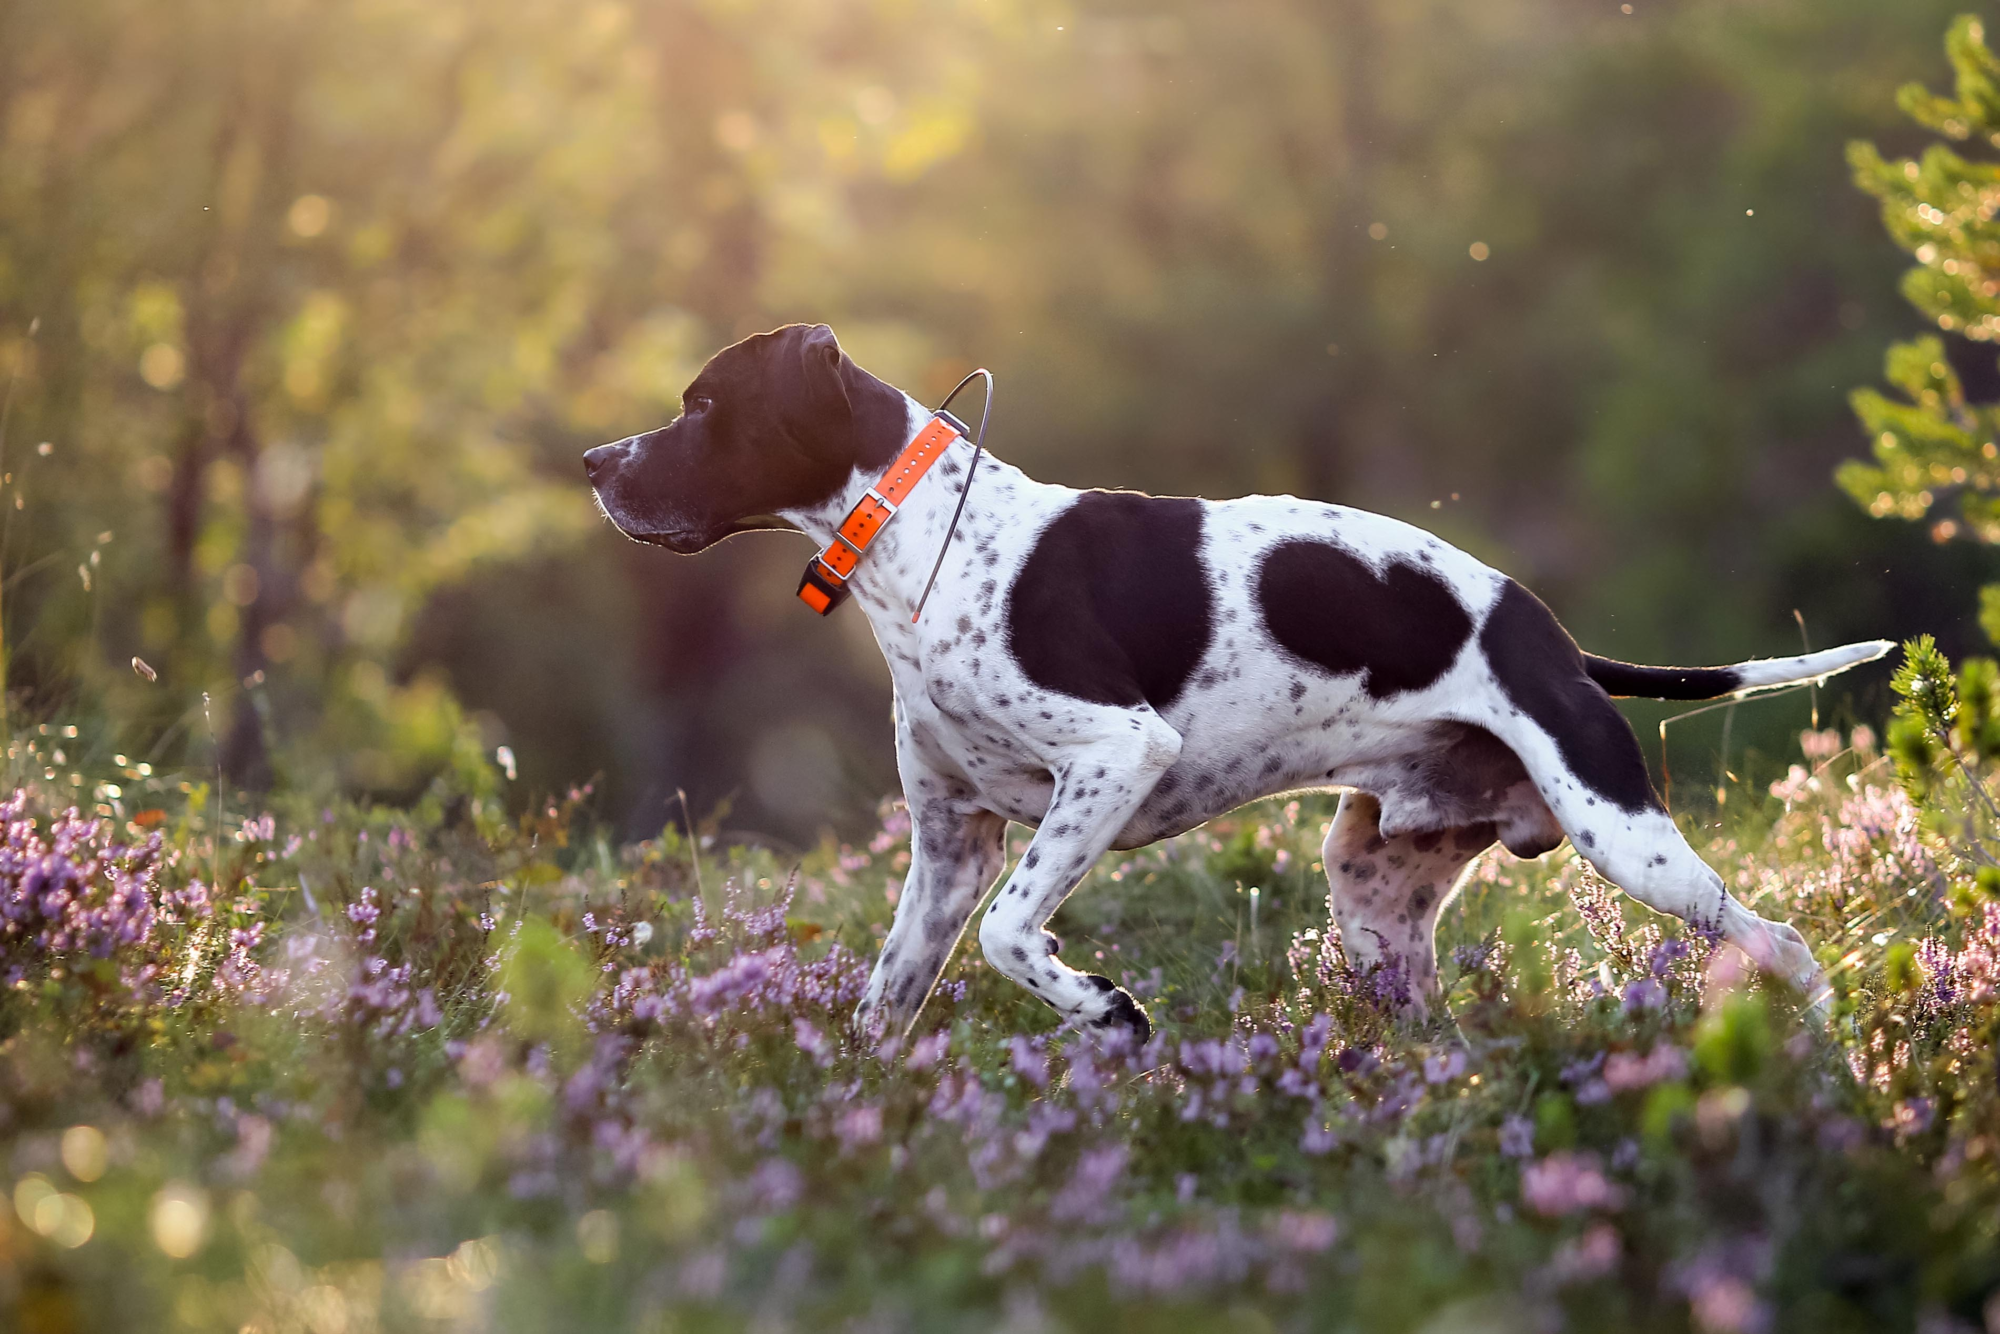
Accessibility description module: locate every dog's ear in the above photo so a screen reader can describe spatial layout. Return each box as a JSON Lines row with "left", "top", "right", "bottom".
{"left": 796, "top": 324, "right": 853, "bottom": 433}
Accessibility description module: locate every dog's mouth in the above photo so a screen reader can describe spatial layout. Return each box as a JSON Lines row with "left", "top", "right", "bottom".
{"left": 652, "top": 514, "right": 791, "bottom": 551}
{"left": 617, "top": 520, "right": 719, "bottom": 554}
{"left": 590, "top": 487, "right": 701, "bottom": 553}
{"left": 629, "top": 528, "right": 706, "bottom": 552}
{"left": 595, "top": 505, "right": 791, "bottom": 554}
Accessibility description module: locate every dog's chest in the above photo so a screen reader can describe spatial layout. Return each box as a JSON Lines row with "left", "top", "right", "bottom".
{"left": 885, "top": 608, "right": 1064, "bottom": 818}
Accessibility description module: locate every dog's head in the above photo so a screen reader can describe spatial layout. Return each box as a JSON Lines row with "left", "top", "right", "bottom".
{"left": 584, "top": 323, "right": 907, "bottom": 553}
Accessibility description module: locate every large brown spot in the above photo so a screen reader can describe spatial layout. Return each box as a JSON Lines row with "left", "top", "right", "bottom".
{"left": 1258, "top": 540, "right": 1473, "bottom": 698}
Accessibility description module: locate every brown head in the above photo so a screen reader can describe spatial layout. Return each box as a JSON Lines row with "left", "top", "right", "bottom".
{"left": 584, "top": 323, "right": 908, "bottom": 552}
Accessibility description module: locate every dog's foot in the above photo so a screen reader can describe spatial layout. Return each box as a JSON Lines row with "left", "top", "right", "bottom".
{"left": 1760, "top": 919, "right": 1828, "bottom": 1008}
{"left": 1081, "top": 974, "right": 1151, "bottom": 1044}
{"left": 1734, "top": 915, "right": 1832, "bottom": 1019}
{"left": 849, "top": 997, "right": 890, "bottom": 1044}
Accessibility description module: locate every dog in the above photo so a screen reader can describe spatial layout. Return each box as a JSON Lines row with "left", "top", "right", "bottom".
{"left": 586, "top": 323, "right": 1891, "bottom": 1040}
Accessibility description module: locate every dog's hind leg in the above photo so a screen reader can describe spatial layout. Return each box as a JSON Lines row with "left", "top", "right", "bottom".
{"left": 1473, "top": 592, "right": 1825, "bottom": 1002}
{"left": 1324, "top": 792, "right": 1495, "bottom": 1020}
{"left": 976, "top": 708, "right": 1183, "bottom": 1040}
{"left": 857, "top": 753, "right": 1007, "bottom": 1037}
{"left": 1541, "top": 774, "right": 1822, "bottom": 1004}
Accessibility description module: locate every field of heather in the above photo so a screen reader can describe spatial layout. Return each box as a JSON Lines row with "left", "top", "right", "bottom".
{"left": 4, "top": 682, "right": 1999, "bottom": 1334}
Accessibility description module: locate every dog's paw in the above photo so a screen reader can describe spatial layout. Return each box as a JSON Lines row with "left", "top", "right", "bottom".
{"left": 849, "top": 997, "right": 889, "bottom": 1043}
{"left": 1758, "top": 921, "right": 1828, "bottom": 1006}
{"left": 1082, "top": 974, "right": 1151, "bottom": 1044}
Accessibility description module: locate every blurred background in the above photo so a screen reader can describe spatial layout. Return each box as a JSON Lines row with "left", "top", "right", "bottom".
{"left": 0, "top": 0, "right": 1994, "bottom": 846}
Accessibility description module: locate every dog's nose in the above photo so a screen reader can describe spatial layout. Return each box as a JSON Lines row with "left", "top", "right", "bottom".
{"left": 583, "top": 444, "right": 616, "bottom": 481}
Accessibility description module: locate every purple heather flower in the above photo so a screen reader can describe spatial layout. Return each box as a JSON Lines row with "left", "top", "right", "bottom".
{"left": 1604, "top": 1045, "right": 1686, "bottom": 1092}
{"left": 833, "top": 1103, "right": 883, "bottom": 1153}
{"left": 1364, "top": 956, "right": 1411, "bottom": 1011}
{"left": 1623, "top": 977, "right": 1668, "bottom": 1013}
{"left": 1267, "top": 1210, "right": 1338, "bottom": 1254}
{"left": 793, "top": 1018, "right": 834, "bottom": 1068}
{"left": 1050, "top": 1145, "right": 1127, "bottom": 1223}
{"left": 1521, "top": 1151, "right": 1625, "bottom": 1216}
{"left": 1452, "top": 941, "right": 1497, "bottom": 973}
{"left": 1298, "top": 1013, "right": 1334, "bottom": 1065}
{"left": 905, "top": 1031, "right": 950, "bottom": 1071}
{"left": 1891, "top": 1097, "right": 1934, "bottom": 1138}
{"left": 1300, "top": 1115, "right": 1338, "bottom": 1156}
{"left": 1423, "top": 1050, "right": 1466, "bottom": 1085}
{"left": 1008, "top": 1035, "right": 1049, "bottom": 1088}
{"left": 749, "top": 1157, "right": 803, "bottom": 1212}
{"left": 1544, "top": 1222, "right": 1621, "bottom": 1288}
{"left": 1647, "top": 937, "right": 1689, "bottom": 978}
{"left": 1335, "top": 1047, "right": 1379, "bottom": 1077}
{"left": 1669, "top": 1239, "right": 1773, "bottom": 1334}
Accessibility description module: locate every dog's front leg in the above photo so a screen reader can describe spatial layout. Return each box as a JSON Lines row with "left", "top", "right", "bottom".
{"left": 975, "top": 709, "right": 1182, "bottom": 1041}
{"left": 856, "top": 752, "right": 1007, "bottom": 1037}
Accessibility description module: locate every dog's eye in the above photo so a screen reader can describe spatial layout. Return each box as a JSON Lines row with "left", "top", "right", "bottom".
{"left": 683, "top": 395, "right": 713, "bottom": 416}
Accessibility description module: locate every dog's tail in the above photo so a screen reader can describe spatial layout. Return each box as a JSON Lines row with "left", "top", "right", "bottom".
{"left": 1583, "top": 639, "right": 1895, "bottom": 701}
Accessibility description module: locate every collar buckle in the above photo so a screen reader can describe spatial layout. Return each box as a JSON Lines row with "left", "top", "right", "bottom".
{"left": 797, "top": 559, "right": 851, "bottom": 616}
{"left": 796, "top": 412, "right": 963, "bottom": 616}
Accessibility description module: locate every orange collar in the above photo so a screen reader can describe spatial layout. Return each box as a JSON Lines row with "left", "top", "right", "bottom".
{"left": 797, "top": 410, "right": 969, "bottom": 615}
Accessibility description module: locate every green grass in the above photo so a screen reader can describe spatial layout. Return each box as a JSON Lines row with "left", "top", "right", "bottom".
{"left": 1, "top": 724, "right": 1996, "bottom": 1333}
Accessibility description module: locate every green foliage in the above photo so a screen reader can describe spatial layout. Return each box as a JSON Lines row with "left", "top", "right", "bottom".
{"left": 1500, "top": 906, "right": 1554, "bottom": 1011}
{"left": 496, "top": 919, "right": 593, "bottom": 1058}
{"left": 1885, "top": 636, "right": 2000, "bottom": 928}
{"left": 1206, "top": 820, "right": 1278, "bottom": 889}
{"left": 0, "top": 0, "right": 1971, "bottom": 836}
{"left": 1885, "top": 940, "right": 1923, "bottom": 994}
{"left": 1847, "top": 16, "right": 2000, "bottom": 637}
{"left": 1892, "top": 633, "right": 1962, "bottom": 741}
{"left": 1890, "top": 633, "right": 1961, "bottom": 796}
{"left": 1533, "top": 1090, "right": 1577, "bottom": 1152}
{"left": 1693, "top": 993, "right": 1773, "bottom": 1085}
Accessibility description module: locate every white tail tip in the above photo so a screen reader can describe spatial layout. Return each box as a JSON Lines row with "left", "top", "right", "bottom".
{"left": 1733, "top": 638, "right": 1895, "bottom": 695}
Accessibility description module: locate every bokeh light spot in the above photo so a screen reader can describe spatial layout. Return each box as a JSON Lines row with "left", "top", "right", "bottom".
{"left": 60, "top": 1125, "right": 107, "bottom": 1182}
{"left": 140, "top": 344, "right": 185, "bottom": 390}
{"left": 150, "top": 1184, "right": 210, "bottom": 1258}
{"left": 288, "top": 194, "right": 331, "bottom": 238}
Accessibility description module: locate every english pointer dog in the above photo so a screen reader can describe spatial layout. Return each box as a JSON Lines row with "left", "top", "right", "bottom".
{"left": 585, "top": 323, "right": 1890, "bottom": 1039}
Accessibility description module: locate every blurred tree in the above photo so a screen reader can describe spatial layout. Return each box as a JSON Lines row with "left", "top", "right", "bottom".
{"left": 1846, "top": 13, "right": 2000, "bottom": 644}
{"left": 0, "top": 0, "right": 1986, "bottom": 841}
{"left": 0, "top": 0, "right": 699, "bottom": 789}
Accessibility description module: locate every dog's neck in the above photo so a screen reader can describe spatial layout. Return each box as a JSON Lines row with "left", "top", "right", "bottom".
{"left": 779, "top": 394, "right": 1024, "bottom": 637}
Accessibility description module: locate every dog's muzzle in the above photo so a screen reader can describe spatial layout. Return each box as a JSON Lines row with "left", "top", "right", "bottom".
{"left": 585, "top": 439, "right": 698, "bottom": 550}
